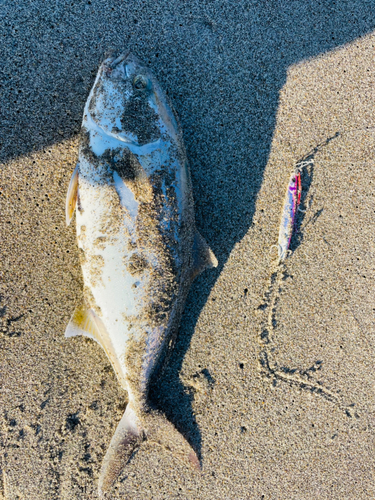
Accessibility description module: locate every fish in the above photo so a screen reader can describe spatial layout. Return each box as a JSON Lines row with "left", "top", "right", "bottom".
{"left": 278, "top": 168, "right": 302, "bottom": 261}
{"left": 65, "top": 52, "right": 218, "bottom": 497}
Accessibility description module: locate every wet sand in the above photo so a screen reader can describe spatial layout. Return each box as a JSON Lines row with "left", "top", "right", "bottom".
{"left": 1, "top": 2, "right": 375, "bottom": 499}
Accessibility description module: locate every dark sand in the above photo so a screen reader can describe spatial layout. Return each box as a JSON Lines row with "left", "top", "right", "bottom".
{"left": 1, "top": 1, "right": 375, "bottom": 498}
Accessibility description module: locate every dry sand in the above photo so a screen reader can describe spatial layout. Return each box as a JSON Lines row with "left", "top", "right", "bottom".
{"left": 1, "top": 1, "right": 375, "bottom": 499}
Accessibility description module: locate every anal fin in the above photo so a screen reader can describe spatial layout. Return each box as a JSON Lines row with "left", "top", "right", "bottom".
{"left": 191, "top": 231, "right": 218, "bottom": 279}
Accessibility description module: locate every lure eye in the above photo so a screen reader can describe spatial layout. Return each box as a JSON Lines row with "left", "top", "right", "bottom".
{"left": 133, "top": 75, "right": 148, "bottom": 90}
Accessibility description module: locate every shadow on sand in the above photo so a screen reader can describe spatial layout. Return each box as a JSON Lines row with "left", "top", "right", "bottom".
{"left": 2, "top": 0, "right": 375, "bottom": 463}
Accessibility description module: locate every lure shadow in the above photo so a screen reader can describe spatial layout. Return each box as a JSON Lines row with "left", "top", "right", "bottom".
{"left": 290, "top": 132, "right": 339, "bottom": 254}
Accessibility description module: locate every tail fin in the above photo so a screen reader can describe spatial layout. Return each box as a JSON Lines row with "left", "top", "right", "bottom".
{"left": 98, "top": 404, "right": 143, "bottom": 498}
{"left": 98, "top": 404, "right": 200, "bottom": 497}
{"left": 143, "top": 408, "right": 200, "bottom": 471}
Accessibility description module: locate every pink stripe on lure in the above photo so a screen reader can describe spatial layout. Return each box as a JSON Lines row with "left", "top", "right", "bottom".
{"left": 278, "top": 170, "right": 302, "bottom": 261}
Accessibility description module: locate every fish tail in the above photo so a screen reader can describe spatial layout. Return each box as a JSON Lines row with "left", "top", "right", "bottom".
{"left": 143, "top": 407, "right": 200, "bottom": 471}
{"left": 98, "top": 404, "right": 200, "bottom": 497}
{"left": 98, "top": 403, "right": 143, "bottom": 498}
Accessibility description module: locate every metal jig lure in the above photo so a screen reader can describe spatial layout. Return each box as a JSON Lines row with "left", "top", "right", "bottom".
{"left": 278, "top": 168, "right": 302, "bottom": 261}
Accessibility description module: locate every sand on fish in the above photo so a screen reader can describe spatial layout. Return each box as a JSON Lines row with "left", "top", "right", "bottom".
{"left": 1, "top": 2, "right": 375, "bottom": 499}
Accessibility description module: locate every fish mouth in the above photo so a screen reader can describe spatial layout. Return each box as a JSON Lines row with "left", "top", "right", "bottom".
{"left": 104, "top": 50, "right": 131, "bottom": 70}
{"left": 111, "top": 51, "right": 131, "bottom": 68}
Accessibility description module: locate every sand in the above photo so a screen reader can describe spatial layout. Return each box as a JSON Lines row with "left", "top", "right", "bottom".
{"left": 1, "top": 1, "right": 375, "bottom": 498}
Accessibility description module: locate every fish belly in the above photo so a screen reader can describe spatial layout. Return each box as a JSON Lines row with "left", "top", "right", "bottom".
{"left": 76, "top": 166, "right": 145, "bottom": 387}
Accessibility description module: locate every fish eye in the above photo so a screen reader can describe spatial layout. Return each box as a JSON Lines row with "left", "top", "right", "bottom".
{"left": 133, "top": 75, "right": 148, "bottom": 90}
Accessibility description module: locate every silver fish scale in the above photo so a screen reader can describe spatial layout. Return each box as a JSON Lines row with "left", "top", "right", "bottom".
{"left": 65, "top": 52, "right": 217, "bottom": 496}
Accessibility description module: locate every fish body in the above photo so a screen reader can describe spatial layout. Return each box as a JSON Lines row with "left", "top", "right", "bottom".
{"left": 278, "top": 170, "right": 301, "bottom": 261}
{"left": 65, "top": 53, "right": 217, "bottom": 496}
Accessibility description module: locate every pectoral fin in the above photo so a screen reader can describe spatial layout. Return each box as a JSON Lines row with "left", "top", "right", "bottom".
{"left": 191, "top": 231, "right": 218, "bottom": 279}
{"left": 66, "top": 163, "right": 79, "bottom": 226}
{"left": 65, "top": 302, "right": 102, "bottom": 344}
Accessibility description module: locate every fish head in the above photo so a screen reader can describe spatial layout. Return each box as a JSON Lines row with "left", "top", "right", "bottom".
{"left": 87, "top": 52, "right": 180, "bottom": 147}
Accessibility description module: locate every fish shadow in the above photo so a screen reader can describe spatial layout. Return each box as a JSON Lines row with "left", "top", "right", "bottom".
{"left": 149, "top": 269, "right": 219, "bottom": 461}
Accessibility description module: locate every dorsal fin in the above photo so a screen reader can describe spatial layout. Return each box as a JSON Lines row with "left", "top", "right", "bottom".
{"left": 66, "top": 163, "right": 79, "bottom": 226}
{"left": 191, "top": 231, "right": 218, "bottom": 280}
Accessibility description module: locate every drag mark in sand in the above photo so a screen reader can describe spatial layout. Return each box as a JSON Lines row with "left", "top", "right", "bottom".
{"left": 257, "top": 149, "right": 357, "bottom": 417}
{"left": 257, "top": 260, "right": 356, "bottom": 416}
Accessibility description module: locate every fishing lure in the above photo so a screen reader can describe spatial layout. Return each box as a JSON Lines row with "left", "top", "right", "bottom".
{"left": 278, "top": 168, "right": 302, "bottom": 261}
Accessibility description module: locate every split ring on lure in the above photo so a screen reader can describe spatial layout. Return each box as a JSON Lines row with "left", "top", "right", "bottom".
{"left": 277, "top": 168, "right": 302, "bottom": 262}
